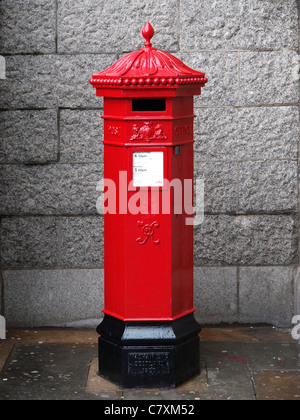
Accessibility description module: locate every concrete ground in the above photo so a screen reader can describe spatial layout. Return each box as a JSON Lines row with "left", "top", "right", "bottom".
{"left": 0, "top": 326, "right": 299, "bottom": 400}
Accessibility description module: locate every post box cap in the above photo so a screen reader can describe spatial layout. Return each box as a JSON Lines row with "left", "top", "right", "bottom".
{"left": 90, "top": 23, "right": 207, "bottom": 91}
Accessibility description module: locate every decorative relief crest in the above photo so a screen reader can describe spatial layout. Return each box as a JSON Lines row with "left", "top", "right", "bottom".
{"left": 130, "top": 122, "right": 167, "bottom": 142}
{"left": 137, "top": 221, "right": 160, "bottom": 245}
{"left": 108, "top": 125, "right": 121, "bottom": 136}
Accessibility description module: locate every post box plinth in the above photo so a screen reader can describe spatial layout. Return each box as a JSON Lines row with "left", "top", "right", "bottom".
{"left": 98, "top": 313, "right": 200, "bottom": 388}
{"left": 90, "top": 23, "right": 207, "bottom": 388}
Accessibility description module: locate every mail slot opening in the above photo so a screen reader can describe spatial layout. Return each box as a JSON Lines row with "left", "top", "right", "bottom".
{"left": 132, "top": 99, "right": 166, "bottom": 112}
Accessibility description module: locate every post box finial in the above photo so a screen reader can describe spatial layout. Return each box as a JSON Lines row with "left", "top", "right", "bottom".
{"left": 142, "top": 23, "right": 155, "bottom": 47}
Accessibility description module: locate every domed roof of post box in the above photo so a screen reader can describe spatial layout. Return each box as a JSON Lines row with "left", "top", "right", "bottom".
{"left": 90, "top": 23, "right": 208, "bottom": 93}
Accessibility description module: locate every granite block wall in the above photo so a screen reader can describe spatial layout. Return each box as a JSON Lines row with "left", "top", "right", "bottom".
{"left": 0, "top": 0, "right": 299, "bottom": 327}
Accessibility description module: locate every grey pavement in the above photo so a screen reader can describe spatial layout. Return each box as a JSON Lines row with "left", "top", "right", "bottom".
{"left": 0, "top": 327, "right": 299, "bottom": 400}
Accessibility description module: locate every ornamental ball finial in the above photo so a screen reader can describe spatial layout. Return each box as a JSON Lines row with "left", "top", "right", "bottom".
{"left": 142, "top": 23, "right": 155, "bottom": 47}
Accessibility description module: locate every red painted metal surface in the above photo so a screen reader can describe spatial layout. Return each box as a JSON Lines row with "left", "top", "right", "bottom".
{"left": 91, "top": 23, "right": 207, "bottom": 322}
{"left": 90, "top": 22, "right": 207, "bottom": 94}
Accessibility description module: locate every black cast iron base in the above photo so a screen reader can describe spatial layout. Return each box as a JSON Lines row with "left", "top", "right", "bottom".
{"left": 97, "top": 313, "right": 201, "bottom": 388}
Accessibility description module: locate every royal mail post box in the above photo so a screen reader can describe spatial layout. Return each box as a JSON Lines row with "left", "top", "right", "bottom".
{"left": 90, "top": 23, "right": 207, "bottom": 388}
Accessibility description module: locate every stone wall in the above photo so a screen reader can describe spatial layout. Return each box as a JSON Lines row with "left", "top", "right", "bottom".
{"left": 0, "top": 0, "right": 299, "bottom": 327}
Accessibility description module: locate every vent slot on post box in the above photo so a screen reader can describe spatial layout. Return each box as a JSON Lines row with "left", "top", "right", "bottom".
{"left": 132, "top": 99, "right": 166, "bottom": 112}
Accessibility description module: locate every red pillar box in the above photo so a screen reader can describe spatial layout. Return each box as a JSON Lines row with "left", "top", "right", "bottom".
{"left": 90, "top": 23, "right": 207, "bottom": 388}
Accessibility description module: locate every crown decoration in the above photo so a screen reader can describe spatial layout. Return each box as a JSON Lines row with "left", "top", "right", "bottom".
{"left": 90, "top": 23, "right": 207, "bottom": 89}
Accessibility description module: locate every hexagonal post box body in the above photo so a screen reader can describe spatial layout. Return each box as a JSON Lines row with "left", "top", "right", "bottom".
{"left": 90, "top": 23, "right": 207, "bottom": 388}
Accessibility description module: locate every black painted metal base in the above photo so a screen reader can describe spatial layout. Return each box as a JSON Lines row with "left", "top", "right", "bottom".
{"left": 97, "top": 313, "right": 201, "bottom": 388}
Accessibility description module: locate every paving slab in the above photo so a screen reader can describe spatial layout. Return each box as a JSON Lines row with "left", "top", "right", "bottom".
{"left": 0, "top": 327, "right": 299, "bottom": 400}
{"left": 85, "top": 360, "right": 123, "bottom": 400}
{"left": 201, "top": 327, "right": 293, "bottom": 343}
{"left": 175, "top": 362, "right": 212, "bottom": 400}
{"left": 0, "top": 340, "right": 13, "bottom": 373}
{"left": 201, "top": 342, "right": 255, "bottom": 400}
{"left": 0, "top": 343, "right": 97, "bottom": 400}
{"left": 1, "top": 328, "right": 98, "bottom": 346}
{"left": 242, "top": 342, "right": 300, "bottom": 371}
{"left": 253, "top": 372, "right": 300, "bottom": 400}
